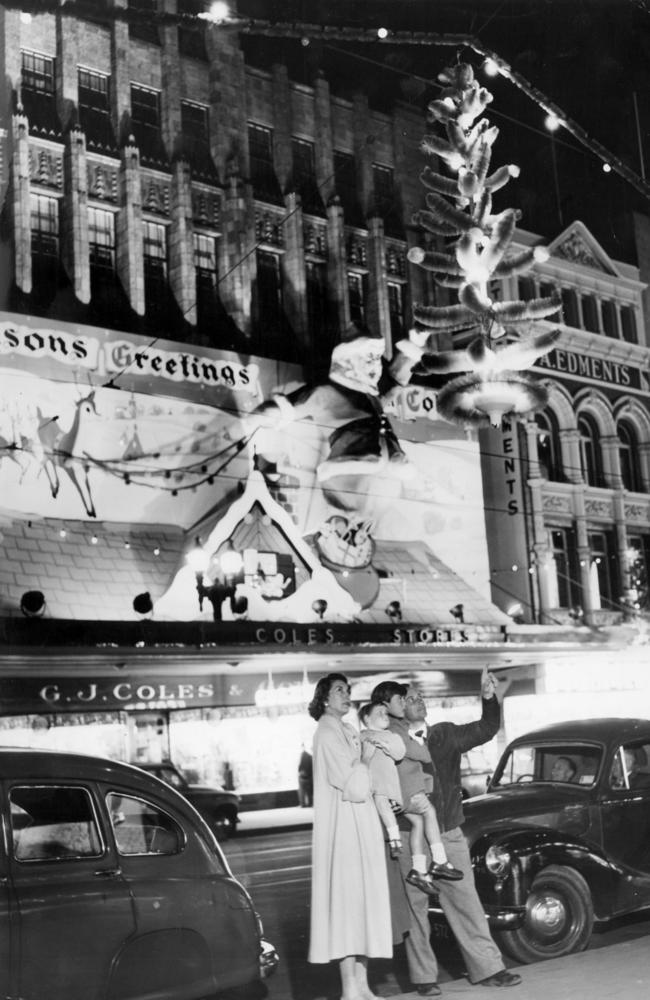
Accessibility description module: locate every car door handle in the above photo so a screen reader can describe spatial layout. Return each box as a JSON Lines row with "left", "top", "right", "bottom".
{"left": 94, "top": 867, "right": 122, "bottom": 878}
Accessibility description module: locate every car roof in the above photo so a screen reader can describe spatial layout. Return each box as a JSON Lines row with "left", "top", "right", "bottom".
{"left": 507, "top": 718, "right": 650, "bottom": 746}
{"left": 0, "top": 746, "right": 174, "bottom": 789}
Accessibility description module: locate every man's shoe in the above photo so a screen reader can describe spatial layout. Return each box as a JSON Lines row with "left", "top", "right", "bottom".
{"left": 478, "top": 970, "right": 522, "bottom": 988}
{"left": 405, "top": 869, "right": 440, "bottom": 896}
{"left": 416, "top": 984, "right": 441, "bottom": 996}
{"left": 429, "top": 861, "right": 464, "bottom": 881}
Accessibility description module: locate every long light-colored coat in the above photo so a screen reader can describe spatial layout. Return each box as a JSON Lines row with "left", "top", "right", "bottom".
{"left": 308, "top": 713, "right": 393, "bottom": 963}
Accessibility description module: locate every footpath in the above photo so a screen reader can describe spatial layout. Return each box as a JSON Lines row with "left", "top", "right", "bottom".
{"left": 237, "top": 806, "right": 650, "bottom": 1000}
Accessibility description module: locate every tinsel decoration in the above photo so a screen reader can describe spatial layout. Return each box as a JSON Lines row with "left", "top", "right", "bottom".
{"left": 408, "top": 62, "right": 563, "bottom": 427}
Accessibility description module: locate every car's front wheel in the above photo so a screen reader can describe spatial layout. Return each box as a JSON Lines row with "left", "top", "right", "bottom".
{"left": 495, "top": 864, "right": 594, "bottom": 963}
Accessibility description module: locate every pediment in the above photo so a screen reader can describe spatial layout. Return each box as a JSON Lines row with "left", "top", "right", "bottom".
{"left": 548, "top": 221, "right": 621, "bottom": 276}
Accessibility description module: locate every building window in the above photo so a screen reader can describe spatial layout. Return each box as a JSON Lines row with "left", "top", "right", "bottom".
{"left": 128, "top": 0, "right": 160, "bottom": 44}
{"left": 181, "top": 101, "right": 214, "bottom": 175}
{"left": 578, "top": 414, "right": 603, "bottom": 487}
{"left": 588, "top": 531, "right": 615, "bottom": 610}
{"left": 306, "top": 260, "right": 328, "bottom": 339}
{"left": 194, "top": 232, "right": 218, "bottom": 324}
{"left": 78, "top": 68, "right": 114, "bottom": 147}
{"left": 143, "top": 221, "right": 168, "bottom": 321}
{"left": 560, "top": 287, "right": 580, "bottom": 328}
{"left": 601, "top": 300, "right": 618, "bottom": 338}
{"left": 30, "top": 194, "right": 59, "bottom": 256}
{"left": 334, "top": 150, "right": 363, "bottom": 227}
{"left": 518, "top": 276, "right": 537, "bottom": 301}
{"left": 387, "top": 281, "right": 405, "bottom": 344}
{"left": 373, "top": 163, "right": 402, "bottom": 237}
{"left": 548, "top": 527, "right": 577, "bottom": 609}
{"left": 627, "top": 535, "right": 650, "bottom": 611}
{"left": 292, "top": 137, "right": 323, "bottom": 214}
{"left": 88, "top": 207, "right": 115, "bottom": 269}
{"left": 348, "top": 272, "right": 366, "bottom": 325}
{"left": 21, "top": 50, "right": 54, "bottom": 93}
{"left": 21, "top": 50, "right": 56, "bottom": 130}
{"left": 581, "top": 295, "right": 600, "bottom": 334}
{"left": 620, "top": 304, "right": 638, "bottom": 344}
{"left": 130, "top": 84, "right": 165, "bottom": 162}
{"left": 248, "top": 122, "right": 281, "bottom": 204}
{"left": 618, "top": 421, "right": 642, "bottom": 492}
{"left": 535, "top": 411, "right": 562, "bottom": 481}
{"left": 256, "top": 249, "right": 283, "bottom": 326}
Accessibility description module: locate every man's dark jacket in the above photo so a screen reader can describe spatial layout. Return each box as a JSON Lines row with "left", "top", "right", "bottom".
{"left": 425, "top": 695, "right": 500, "bottom": 833}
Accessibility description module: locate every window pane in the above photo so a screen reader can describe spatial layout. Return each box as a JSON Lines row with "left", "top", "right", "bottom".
{"left": 89, "top": 207, "right": 115, "bottom": 268}
{"left": 388, "top": 281, "right": 404, "bottom": 343}
{"left": 107, "top": 792, "right": 183, "bottom": 856}
{"left": 11, "top": 785, "right": 102, "bottom": 861}
{"left": 561, "top": 287, "right": 580, "bottom": 328}
{"left": 348, "top": 271, "right": 366, "bottom": 325}
{"left": 21, "top": 50, "right": 55, "bottom": 93}
{"left": 181, "top": 101, "right": 209, "bottom": 144}
{"left": 78, "top": 68, "right": 109, "bottom": 110}
{"left": 621, "top": 305, "right": 638, "bottom": 344}
{"left": 334, "top": 150, "right": 363, "bottom": 226}
{"left": 131, "top": 85, "right": 160, "bottom": 127}
{"left": 30, "top": 194, "right": 59, "bottom": 256}
{"left": 581, "top": 295, "right": 600, "bottom": 333}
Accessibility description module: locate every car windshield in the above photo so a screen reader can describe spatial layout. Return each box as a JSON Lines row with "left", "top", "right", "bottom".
{"left": 493, "top": 743, "right": 602, "bottom": 788}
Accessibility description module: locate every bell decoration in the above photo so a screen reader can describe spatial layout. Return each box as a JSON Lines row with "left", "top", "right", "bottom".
{"left": 407, "top": 61, "right": 562, "bottom": 428}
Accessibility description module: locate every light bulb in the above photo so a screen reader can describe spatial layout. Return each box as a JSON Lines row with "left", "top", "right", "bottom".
{"left": 603, "top": 162, "right": 612, "bottom": 173}
{"left": 544, "top": 113, "right": 562, "bottom": 132}
{"left": 377, "top": 27, "right": 388, "bottom": 39}
{"left": 483, "top": 57, "right": 499, "bottom": 77}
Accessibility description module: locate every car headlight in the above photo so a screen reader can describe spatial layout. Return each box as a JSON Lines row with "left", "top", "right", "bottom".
{"left": 485, "top": 844, "right": 511, "bottom": 877}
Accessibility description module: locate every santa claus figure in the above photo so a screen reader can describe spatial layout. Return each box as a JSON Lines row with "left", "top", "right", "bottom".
{"left": 251, "top": 322, "right": 426, "bottom": 513}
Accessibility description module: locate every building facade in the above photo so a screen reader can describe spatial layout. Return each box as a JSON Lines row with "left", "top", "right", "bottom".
{"left": 2, "top": 2, "right": 650, "bottom": 794}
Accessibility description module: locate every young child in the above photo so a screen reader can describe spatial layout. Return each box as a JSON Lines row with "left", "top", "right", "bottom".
{"left": 359, "top": 703, "right": 463, "bottom": 892}
{"left": 358, "top": 702, "right": 405, "bottom": 859}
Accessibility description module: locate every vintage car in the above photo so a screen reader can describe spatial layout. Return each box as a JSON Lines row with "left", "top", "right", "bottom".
{"left": 0, "top": 747, "right": 277, "bottom": 1000}
{"left": 431, "top": 717, "right": 650, "bottom": 963}
{"left": 134, "top": 760, "right": 240, "bottom": 840}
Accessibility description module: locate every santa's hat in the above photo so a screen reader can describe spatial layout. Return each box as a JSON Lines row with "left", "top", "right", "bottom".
{"left": 330, "top": 321, "right": 385, "bottom": 368}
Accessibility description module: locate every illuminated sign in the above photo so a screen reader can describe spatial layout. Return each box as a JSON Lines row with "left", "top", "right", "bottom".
{"left": 535, "top": 349, "right": 642, "bottom": 390}
{"left": 0, "top": 317, "right": 262, "bottom": 398}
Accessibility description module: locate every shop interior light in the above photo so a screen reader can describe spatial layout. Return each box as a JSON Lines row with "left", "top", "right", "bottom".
{"left": 220, "top": 542, "right": 243, "bottom": 578}
{"left": 312, "top": 599, "right": 328, "bottom": 620}
{"left": 20, "top": 590, "right": 46, "bottom": 618}
{"left": 450, "top": 603, "right": 465, "bottom": 624}
{"left": 132, "top": 592, "right": 154, "bottom": 619}
{"left": 385, "top": 600, "right": 402, "bottom": 622}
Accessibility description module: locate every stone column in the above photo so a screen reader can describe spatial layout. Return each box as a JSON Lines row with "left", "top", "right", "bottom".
{"left": 160, "top": 0, "right": 182, "bottom": 160}
{"left": 326, "top": 196, "right": 349, "bottom": 333}
{"left": 56, "top": 0, "right": 79, "bottom": 130}
{"left": 281, "top": 191, "right": 308, "bottom": 345}
{"left": 574, "top": 494, "right": 596, "bottom": 623}
{"left": 560, "top": 427, "right": 582, "bottom": 484}
{"left": 272, "top": 63, "right": 292, "bottom": 194}
{"left": 12, "top": 111, "right": 31, "bottom": 293}
{"left": 366, "top": 215, "right": 390, "bottom": 349}
{"left": 205, "top": 21, "right": 249, "bottom": 182}
{"left": 116, "top": 136, "right": 145, "bottom": 315}
{"left": 313, "top": 71, "right": 334, "bottom": 204}
{"left": 169, "top": 157, "right": 195, "bottom": 325}
{"left": 62, "top": 124, "right": 90, "bottom": 303}
{"left": 600, "top": 434, "right": 621, "bottom": 488}
{"left": 353, "top": 92, "right": 373, "bottom": 218}
{"left": 218, "top": 171, "right": 252, "bottom": 337}
{"left": 109, "top": 0, "right": 131, "bottom": 145}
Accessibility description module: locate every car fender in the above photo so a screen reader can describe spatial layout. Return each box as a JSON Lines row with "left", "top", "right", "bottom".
{"left": 471, "top": 826, "right": 620, "bottom": 919}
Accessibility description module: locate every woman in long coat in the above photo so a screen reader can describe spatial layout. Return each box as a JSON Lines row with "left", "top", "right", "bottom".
{"left": 308, "top": 673, "right": 393, "bottom": 1000}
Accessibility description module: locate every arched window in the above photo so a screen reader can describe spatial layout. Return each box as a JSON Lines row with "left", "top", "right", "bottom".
{"left": 535, "top": 411, "right": 563, "bottom": 481}
{"left": 578, "top": 414, "right": 603, "bottom": 487}
{"left": 618, "top": 421, "right": 643, "bottom": 493}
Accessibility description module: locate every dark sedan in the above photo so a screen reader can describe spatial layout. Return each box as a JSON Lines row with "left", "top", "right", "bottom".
{"left": 431, "top": 717, "right": 650, "bottom": 963}
{"left": 134, "top": 760, "right": 240, "bottom": 840}
{"left": 0, "top": 747, "right": 277, "bottom": 1000}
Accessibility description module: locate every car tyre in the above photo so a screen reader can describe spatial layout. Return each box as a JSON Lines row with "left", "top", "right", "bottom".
{"left": 495, "top": 864, "right": 594, "bottom": 964}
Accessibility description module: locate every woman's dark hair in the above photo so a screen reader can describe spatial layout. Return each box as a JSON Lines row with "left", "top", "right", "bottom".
{"left": 308, "top": 673, "right": 349, "bottom": 720}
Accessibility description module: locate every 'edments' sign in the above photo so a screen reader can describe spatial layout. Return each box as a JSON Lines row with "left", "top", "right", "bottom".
{"left": 536, "top": 349, "right": 642, "bottom": 390}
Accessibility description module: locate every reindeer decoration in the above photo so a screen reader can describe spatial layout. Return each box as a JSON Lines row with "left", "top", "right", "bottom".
{"left": 35, "top": 389, "right": 99, "bottom": 518}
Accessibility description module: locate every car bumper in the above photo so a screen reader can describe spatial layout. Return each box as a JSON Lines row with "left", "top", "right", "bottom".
{"left": 428, "top": 901, "right": 525, "bottom": 930}
{"left": 260, "top": 938, "right": 279, "bottom": 978}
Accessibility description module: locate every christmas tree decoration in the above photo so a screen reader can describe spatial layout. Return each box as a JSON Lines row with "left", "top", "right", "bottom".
{"left": 407, "top": 61, "right": 563, "bottom": 428}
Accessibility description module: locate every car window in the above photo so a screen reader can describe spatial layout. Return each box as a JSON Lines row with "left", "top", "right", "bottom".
{"left": 609, "top": 741, "right": 650, "bottom": 791}
{"left": 10, "top": 785, "right": 103, "bottom": 862}
{"left": 107, "top": 792, "right": 184, "bottom": 856}
{"left": 493, "top": 744, "right": 602, "bottom": 787}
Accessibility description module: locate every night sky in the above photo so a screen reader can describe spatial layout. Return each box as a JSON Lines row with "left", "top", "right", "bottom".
{"left": 238, "top": 0, "right": 650, "bottom": 264}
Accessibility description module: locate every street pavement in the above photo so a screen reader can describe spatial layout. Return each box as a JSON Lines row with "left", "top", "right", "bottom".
{"left": 238, "top": 807, "right": 650, "bottom": 1000}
